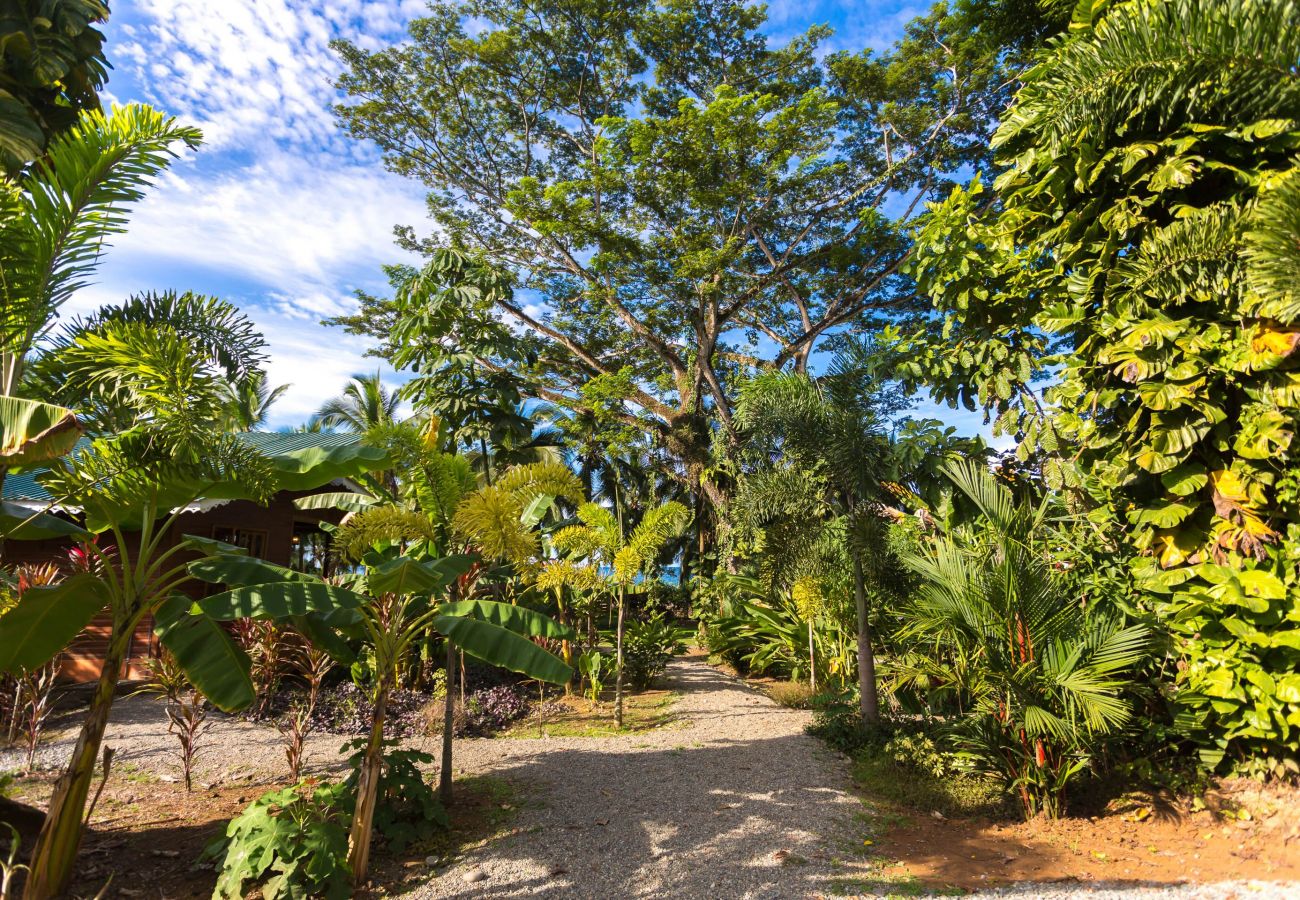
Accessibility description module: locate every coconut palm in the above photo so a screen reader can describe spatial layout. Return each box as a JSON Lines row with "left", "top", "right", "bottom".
{"left": 221, "top": 371, "right": 290, "bottom": 431}
{"left": 899, "top": 460, "right": 1149, "bottom": 818}
{"left": 311, "top": 373, "right": 400, "bottom": 432}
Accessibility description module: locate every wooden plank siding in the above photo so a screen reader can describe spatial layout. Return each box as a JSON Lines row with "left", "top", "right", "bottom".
{"left": 1, "top": 489, "right": 346, "bottom": 684}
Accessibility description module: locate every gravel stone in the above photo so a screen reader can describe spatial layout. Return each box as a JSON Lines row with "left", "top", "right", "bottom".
{"left": 7, "top": 658, "right": 1297, "bottom": 899}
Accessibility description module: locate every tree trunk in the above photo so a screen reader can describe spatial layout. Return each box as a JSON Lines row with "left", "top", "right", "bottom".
{"left": 348, "top": 682, "right": 389, "bottom": 887}
{"left": 24, "top": 625, "right": 131, "bottom": 899}
{"left": 852, "top": 557, "right": 879, "bottom": 725}
{"left": 808, "top": 619, "right": 817, "bottom": 693}
{"left": 439, "top": 640, "right": 456, "bottom": 804}
{"left": 614, "top": 587, "right": 626, "bottom": 728}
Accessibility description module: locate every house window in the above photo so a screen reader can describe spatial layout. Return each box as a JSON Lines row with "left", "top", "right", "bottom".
{"left": 213, "top": 526, "right": 268, "bottom": 559}
{"left": 291, "top": 521, "right": 334, "bottom": 577}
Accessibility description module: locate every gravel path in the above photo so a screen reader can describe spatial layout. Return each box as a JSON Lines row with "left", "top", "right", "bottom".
{"left": 410, "top": 656, "right": 874, "bottom": 899}
{"left": 6, "top": 657, "right": 1299, "bottom": 899}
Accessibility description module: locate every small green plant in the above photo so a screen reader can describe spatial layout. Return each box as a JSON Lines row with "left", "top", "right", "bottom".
{"left": 342, "top": 740, "right": 448, "bottom": 853}
{"left": 577, "top": 649, "right": 605, "bottom": 703}
{"left": 621, "top": 609, "right": 684, "bottom": 691}
{"left": 203, "top": 779, "right": 352, "bottom": 900}
{"left": 1, "top": 823, "right": 27, "bottom": 900}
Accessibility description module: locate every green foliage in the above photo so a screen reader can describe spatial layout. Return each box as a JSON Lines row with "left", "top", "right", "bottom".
{"left": 577, "top": 648, "right": 606, "bottom": 703}
{"left": 905, "top": 0, "right": 1300, "bottom": 774}
{"left": 29, "top": 290, "right": 270, "bottom": 435}
{"left": 0, "top": 0, "right": 110, "bottom": 176}
{"left": 621, "top": 609, "right": 685, "bottom": 691}
{"left": 330, "top": 0, "right": 1038, "bottom": 515}
{"left": 342, "top": 740, "right": 449, "bottom": 852}
{"left": 0, "top": 104, "right": 201, "bottom": 396}
{"left": 204, "top": 780, "right": 353, "bottom": 900}
{"left": 898, "top": 462, "right": 1149, "bottom": 817}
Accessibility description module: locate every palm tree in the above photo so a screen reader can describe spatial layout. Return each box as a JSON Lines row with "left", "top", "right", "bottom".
{"left": 0, "top": 105, "right": 200, "bottom": 398}
{"left": 311, "top": 373, "right": 400, "bottom": 432}
{"left": 733, "top": 337, "right": 981, "bottom": 726}
{"left": 0, "top": 105, "right": 199, "bottom": 500}
{"left": 26, "top": 290, "right": 274, "bottom": 435}
{"left": 553, "top": 499, "right": 689, "bottom": 726}
{"left": 221, "top": 371, "right": 290, "bottom": 431}
{"left": 898, "top": 460, "right": 1148, "bottom": 818}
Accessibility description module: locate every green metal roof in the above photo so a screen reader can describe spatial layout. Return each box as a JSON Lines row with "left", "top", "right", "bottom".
{"left": 3, "top": 432, "right": 363, "bottom": 502}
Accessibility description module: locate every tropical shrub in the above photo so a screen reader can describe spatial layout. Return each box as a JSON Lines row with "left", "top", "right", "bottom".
{"left": 203, "top": 780, "right": 352, "bottom": 900}
{"left": 342, "top": 741, "right": 448, "bottom": 853}
{"left": 576, "top": 649, "right": 606, "bottom": 704}
{"left": 898, "top": 462, "right": 1149, "bottom": 818}
{"left": 464, "top": 686, "right": 530, "bottom": 733}
{"left": 905, "top": 0, "right": 1300, "bottom": 775}
{"left": 621, "top": 609, "right": 685, "bottom": 691}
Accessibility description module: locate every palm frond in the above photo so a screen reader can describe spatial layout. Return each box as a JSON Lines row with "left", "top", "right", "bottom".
{"left": 0, "top": 105, "right": 201, "bottom": 389}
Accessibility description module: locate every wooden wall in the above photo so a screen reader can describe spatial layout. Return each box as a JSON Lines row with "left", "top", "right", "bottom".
{"left": 1, "top": 490, "right": 345, "bottom": 683}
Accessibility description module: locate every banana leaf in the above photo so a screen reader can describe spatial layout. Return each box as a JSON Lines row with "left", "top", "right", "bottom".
{"left": 199, "top": 582, "right": 368, "bottom": 621}
{"left": 432, "top": 613, "right": 572, "bottom": 684}
{"left": 439, "top": 598, "right": 575, "bottom": 640}
{"left": 188, "top": 555, "right": 318, "bottom": 587}
{"left": 0, "top": 396, "right": 80, "bottom": 467}
{"left": 367, "top": 554, "right": 476, "bottom": 596}
{"left": 154, "top": 594, "right": 255, "bottom": 713}
{"left": 292, "top": 492, "right": 378, "bottom": 513}
{"left": 0, "top": 501, "right": 88, "bottom": 540}
{"left": 0, "top": 574, "right": 108, "bottom": 674}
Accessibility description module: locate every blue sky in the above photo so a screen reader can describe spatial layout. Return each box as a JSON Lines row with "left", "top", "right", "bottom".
{"left": 87, "top": 1, "right": 995, "bottom": 439}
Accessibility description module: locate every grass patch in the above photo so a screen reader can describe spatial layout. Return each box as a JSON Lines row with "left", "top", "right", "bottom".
{"left": 765, "top": 680, "right": 815, "bottom": 709}
{"left": 851, "top": 749, "right": 1006, "bottom": 819}
{"left": 499, "top": 690, "right": 682, "bottom": 739}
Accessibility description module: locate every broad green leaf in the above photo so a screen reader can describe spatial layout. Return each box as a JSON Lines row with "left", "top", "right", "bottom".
{"left": 0, "top": 574, "right": 107, "bottom": 674}
{"left": 1161, "top": 463, "right": 1208, "bottom": 496}
{"left": 367, "top": 556, "right": 461, "bottom": 596}
{"left": 180, "top": 534, "right": 249, "bottom": 557}
{"left": 438, "top": 598, "right": 575, "bottom": 640}
{"left": 290, "top": 613, "right": 358, "bottom": 666}
{"left": 0, "top": 396, "right": 81, "bottom": 466}
{"left": 189, "top": 555, "right": 317, "bottom": 587}
{"left": 154, "top": 594, "right": 255, "bottom": 713}
{"left": 263, "top": 442, "right": 391, "bottom": 492}
{"left": 199, "top": 582, "right": 369, "bottom": 621}
{"left": 0, "top": 501, "right": 89, "bottom": 540}
{"left": 432, "top": 614, "right": 571, "bottom": 684}
{"left": 1128, "top": 499, "right": 1195, "bottom": 528}
{"left": 366, "top": 551, "right": 478, "bottom": 593}
{"left": 292, "top": 492, "right": 378, "bottom": 513}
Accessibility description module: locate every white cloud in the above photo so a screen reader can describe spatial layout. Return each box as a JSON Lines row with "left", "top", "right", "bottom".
{"left": 107, "top": 152, "right": 426, "bottom": 299}
{"left": 118, "top": 0, "right": 415, "bottom": 155}
{"left": 80, "top": 1, "right": 435, "bottom": 427}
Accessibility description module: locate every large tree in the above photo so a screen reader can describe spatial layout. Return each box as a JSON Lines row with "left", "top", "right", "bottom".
{"left": 330, "top": 0, "right": 1042, "bottom": 516}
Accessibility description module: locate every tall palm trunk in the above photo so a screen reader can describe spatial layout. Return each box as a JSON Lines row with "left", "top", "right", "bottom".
{"left": 808, "top": 619, "right": 817, "bottom": 693}
{"left": 347, "top": 681, "right": 389, "bottom": 886}
{"left": 439, "top": 639, "right": 456, "bottom": 804}
{"left": 852, "top": 557, "right": 879, "bottom": 725}
{"left": 24, "top": 625, "right": 131, "bottom": 899}
{"left": 613, "top": 587, "right": 626, "bottom": 728}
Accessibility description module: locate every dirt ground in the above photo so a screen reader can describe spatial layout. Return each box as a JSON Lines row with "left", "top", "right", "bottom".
{"left": 869, "top": 780, "right": 1300, "bottom": 891}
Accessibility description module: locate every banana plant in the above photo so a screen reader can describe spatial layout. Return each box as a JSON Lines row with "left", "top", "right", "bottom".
{"left": 554, "top": 500, "right": 690, "bottom": 727}
{"left": 194, "top": 548, "right": 574, "bottom": 887}
{"left": 0, "top": 435, "right": 388, "bottom": 899}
